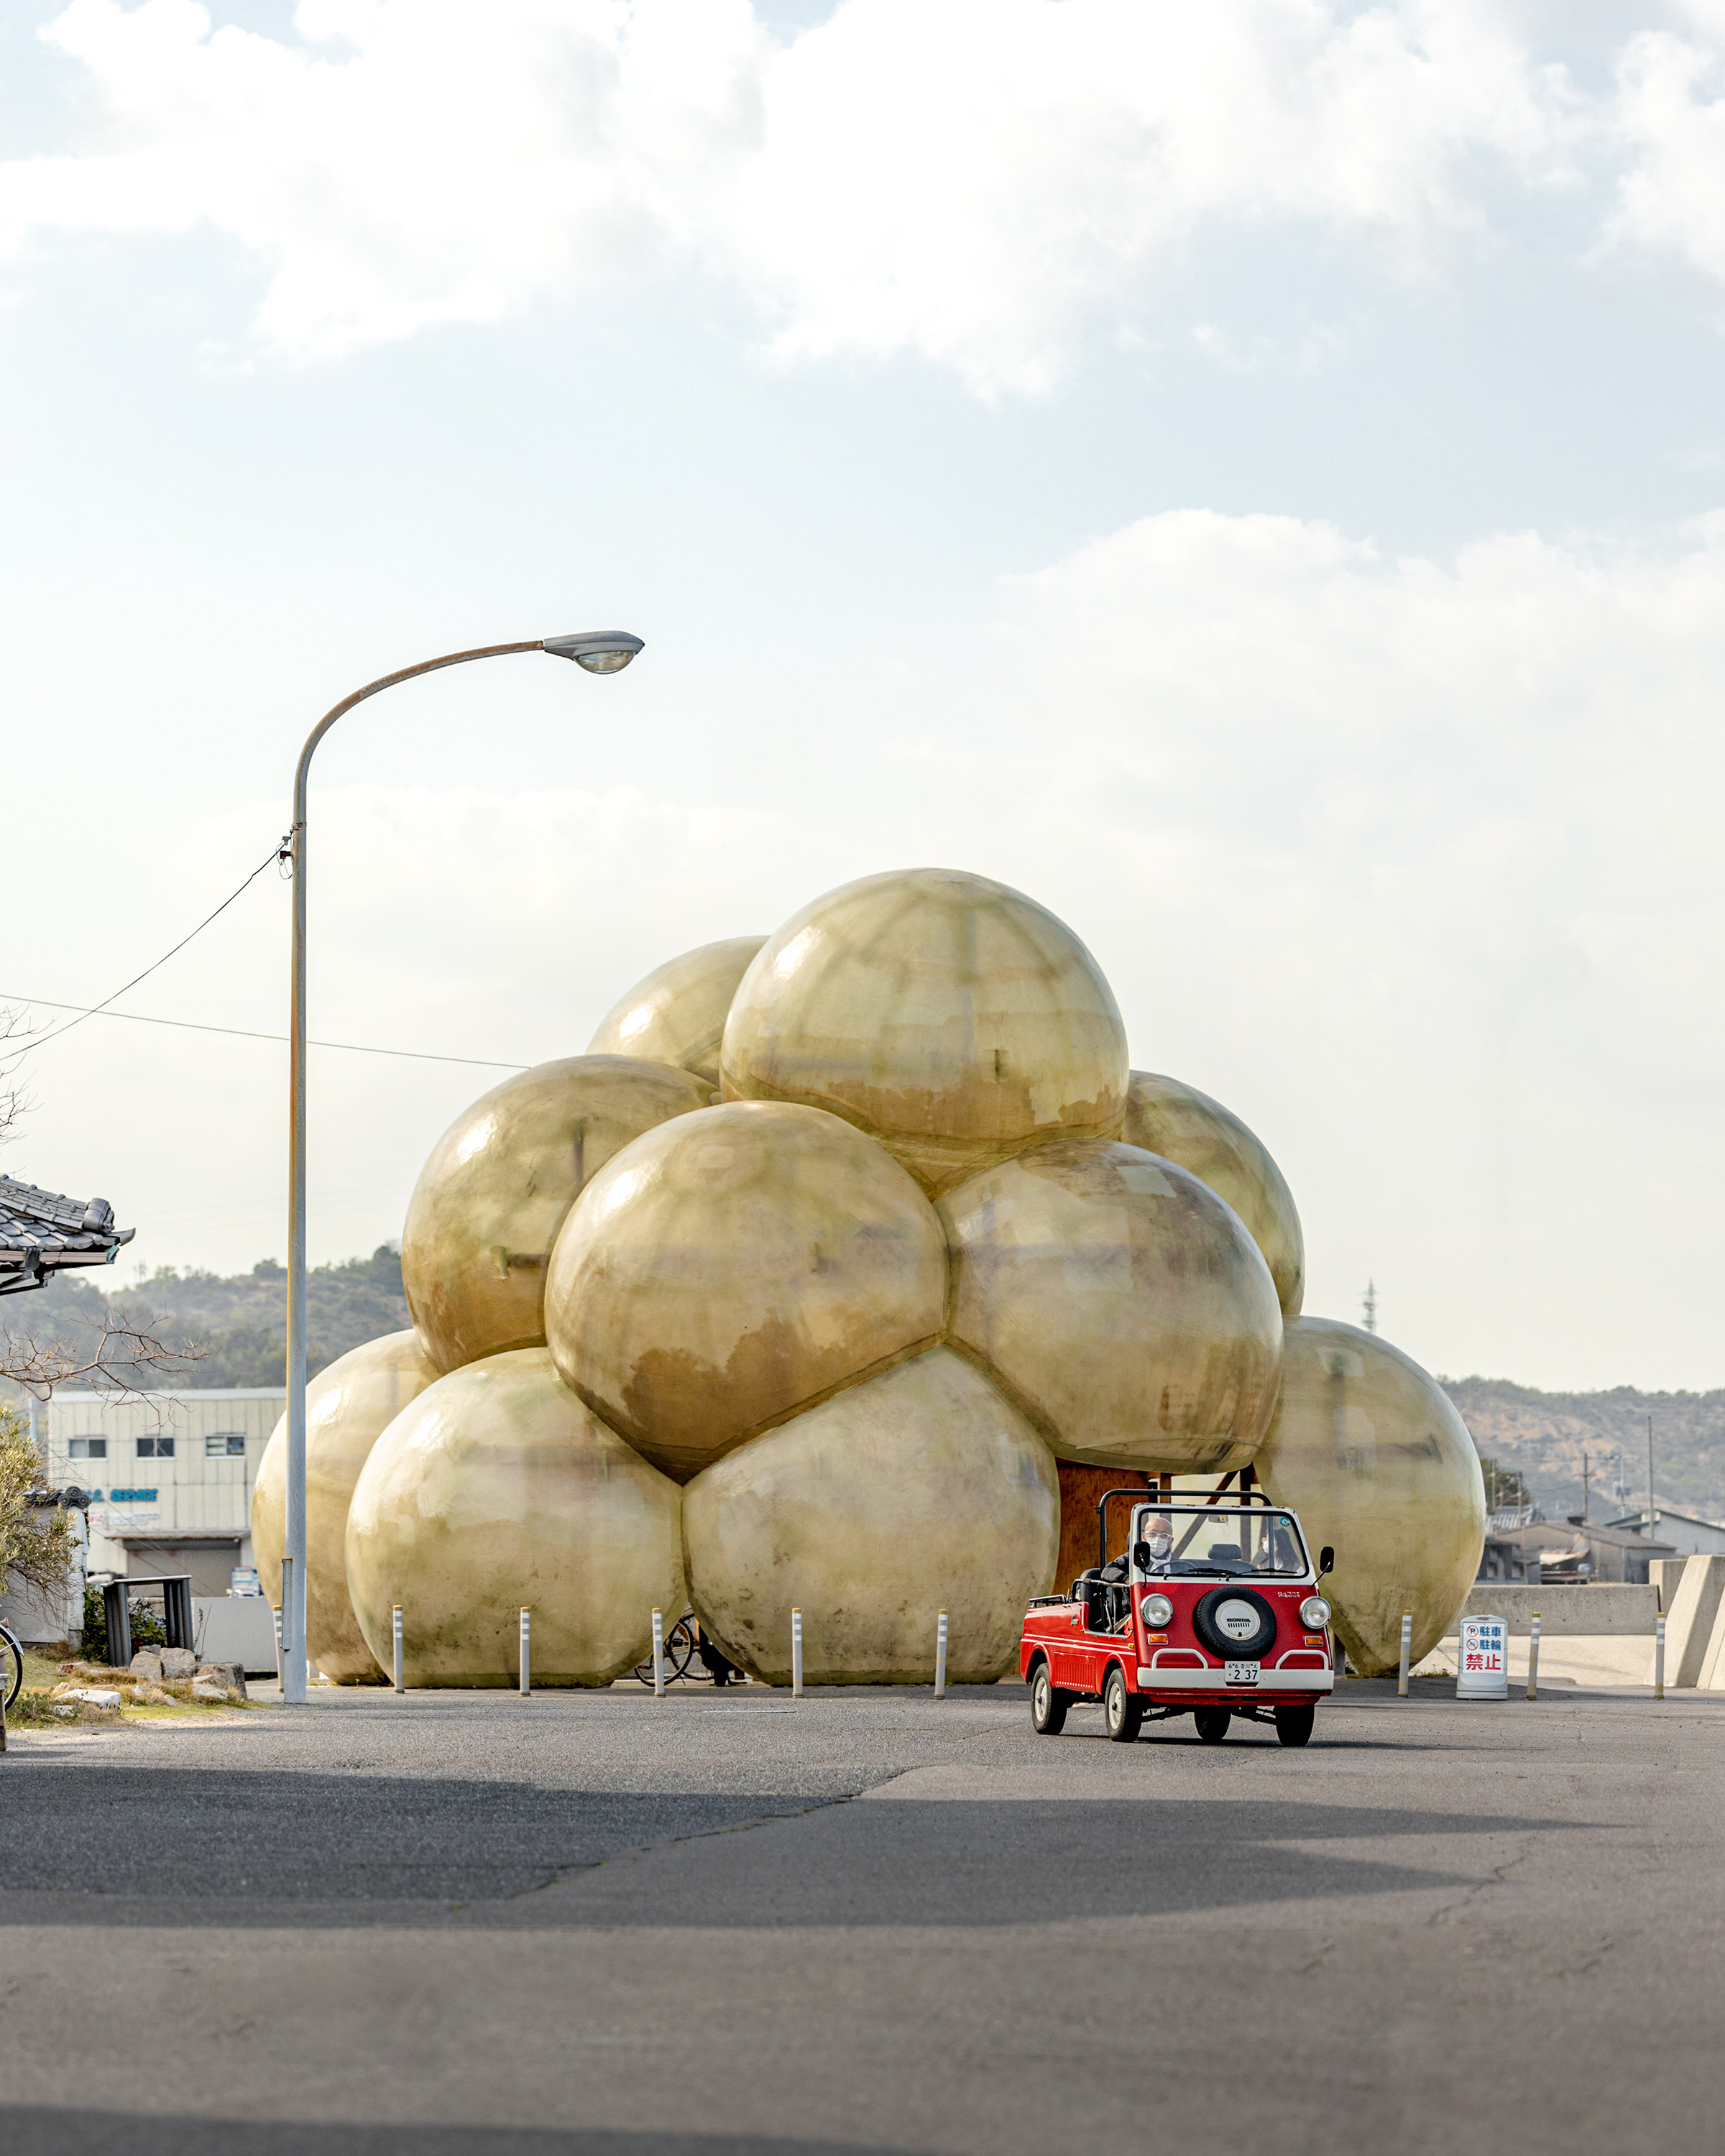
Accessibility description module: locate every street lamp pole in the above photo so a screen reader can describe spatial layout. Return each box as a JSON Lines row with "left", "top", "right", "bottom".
{"left": 280, "top": 630, "right": 643, "bottom": 1703}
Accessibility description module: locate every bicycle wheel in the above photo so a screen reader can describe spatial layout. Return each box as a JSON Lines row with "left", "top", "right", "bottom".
{"left": 662, "top": 1618, "right": 696, "bottom": 1682}
{"left": 633, "top": 1616, "right": 696, "bottom": 1686}
{"left": 1, "top": 1624, "right": 23, "bottom": 1710}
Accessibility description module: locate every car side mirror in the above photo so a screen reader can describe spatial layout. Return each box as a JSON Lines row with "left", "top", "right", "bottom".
{"left": 1131, "top": 1541, "right": 1152, "bottom": 1573}
{"left": 1319, "top": 1546, "right": 1335, "bottom": 1576}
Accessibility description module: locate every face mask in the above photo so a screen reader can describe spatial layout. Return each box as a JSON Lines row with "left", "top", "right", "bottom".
{"left": 1148, "top": 1534, "right": 1171, "bottom": 1560}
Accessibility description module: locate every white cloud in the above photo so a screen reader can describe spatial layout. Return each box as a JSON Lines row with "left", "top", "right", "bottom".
{"left": 0, "top": 0, "right": 1574, "bottom": 388}
{"left": 975, "top": 510, "right": 1725, "bottom": 1386}
{"left": 1609, "top": 11, "right": 1725, "bottom": 282}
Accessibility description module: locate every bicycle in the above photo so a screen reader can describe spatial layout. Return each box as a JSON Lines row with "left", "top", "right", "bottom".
{"left": 1, "top": 1621, "right": 23, "bottom": 1710}
{"left": 632, "top": 1614, "right": 702, "bottom": 1686}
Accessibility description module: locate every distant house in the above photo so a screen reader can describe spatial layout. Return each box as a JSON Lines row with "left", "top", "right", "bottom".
{"left": 1601, "top": 1508, "right": 1725, "bottom": 1559}
{"left": 1478, "top": 1508, "right": 1677, "bottom": 1585}
{"left": 47, "top": 1387, "right": 282, "bottom": 1596}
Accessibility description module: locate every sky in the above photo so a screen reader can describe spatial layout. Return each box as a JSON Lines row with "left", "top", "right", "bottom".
{"left": 2, "top": 0, "right": 1724, "bottom": 1392}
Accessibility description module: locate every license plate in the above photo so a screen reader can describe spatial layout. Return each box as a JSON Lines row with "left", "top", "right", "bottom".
{"left": 1224, "top": 1661, "right": 1260, "bottom": 1685}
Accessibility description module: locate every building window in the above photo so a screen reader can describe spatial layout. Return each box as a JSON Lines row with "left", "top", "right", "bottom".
{"left": 205, "top": 1432, "right": 247, "bottom": 1457}
{"left": 136, "top": 1436, "right": 175, "bottom": 1458}
{"left": 68, "top": 1437, "right": 106, "bottom": 1460}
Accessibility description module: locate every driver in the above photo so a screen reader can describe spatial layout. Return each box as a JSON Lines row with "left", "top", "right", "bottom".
{"left": 1141, "top": 1514, "right": 1174, "bottom": 1567}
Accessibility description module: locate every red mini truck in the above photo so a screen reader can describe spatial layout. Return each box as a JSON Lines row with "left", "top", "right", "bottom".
{"left": 1021, "top": 1485, "right": 1336, "bottom": 1746}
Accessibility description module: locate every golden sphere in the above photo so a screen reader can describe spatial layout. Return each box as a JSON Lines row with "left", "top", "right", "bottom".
{"left": 545, "top": 1100, "right": 947, "bottom": 1483}
{"left": 1123, "top": 1071, "right": 1305, "bottom": 1317}
{"left": 940, "top": 1138, "right": 1284, "bottom": 1474}
{"left": 587, "top": 936, "right": 767, "bottom": 1085}
{"left": 344, "top": 1348, "right": 685, "bottom": 1687}
{"left": 683, "top": 1348, "right": 1058, "bottom": 1684}
{"left": 402, "top": 1054, "right": 712, "bottom": 1374}
{"left": 719, "top": 867, "right": 1128, "bottom": 1197}
{"left": 251, "top": 1329, "right": 438, "bottom": 1682}
{"left": 1254, "top": 1317, "right": 1486, "bottom": 1674}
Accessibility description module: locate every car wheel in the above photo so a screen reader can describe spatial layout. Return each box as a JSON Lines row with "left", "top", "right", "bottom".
{"left": 1103, "top": 1666, "right": 1144, "bottom": 1743}
{"left": 1030, "top": 1660, "right": 1070, "bottom": 1736}
{"left": 1194, "top": 1706, "right": 1232, "bottom": 1744}
{"left": 1274, "top": 1703, "right": 1315, "bottom": 1747}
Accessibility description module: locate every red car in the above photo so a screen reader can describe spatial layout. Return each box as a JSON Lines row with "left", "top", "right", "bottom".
{"left": 1021, "top": 1488, "right": 1336, "bottom": 1746}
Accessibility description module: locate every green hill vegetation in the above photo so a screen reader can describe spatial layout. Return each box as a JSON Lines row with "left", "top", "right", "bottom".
{"left": 5, "top": 1248, "right": 410, "bottom": 1391}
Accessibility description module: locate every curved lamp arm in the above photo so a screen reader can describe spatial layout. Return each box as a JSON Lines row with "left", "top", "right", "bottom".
{"left": 280, "top": 628, "right": 642, "bottom": 1705}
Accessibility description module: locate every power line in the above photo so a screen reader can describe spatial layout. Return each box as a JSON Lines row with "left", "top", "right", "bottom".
{"left": 24, "top": 844, "right": 285, "bottom": 1053}
{"left": 1, "top": 995, "right": 530, "bottom": 1073}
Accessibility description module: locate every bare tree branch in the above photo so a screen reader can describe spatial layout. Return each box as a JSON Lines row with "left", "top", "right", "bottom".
{"left": 1, "top": 1313, "right": 203, "bottom": 1401}
{"left": 0, "top": 1004, "right": 37, "bottom": 1151}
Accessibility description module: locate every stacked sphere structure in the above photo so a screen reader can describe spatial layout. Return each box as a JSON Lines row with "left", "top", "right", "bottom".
{"left": 255, "top": 865, "right": 1486, "bottom": 1688}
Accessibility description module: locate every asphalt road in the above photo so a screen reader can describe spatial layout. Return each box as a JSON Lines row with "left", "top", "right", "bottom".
{"left": 4, "top": 1676, "right": 1724, "bottom": 2155}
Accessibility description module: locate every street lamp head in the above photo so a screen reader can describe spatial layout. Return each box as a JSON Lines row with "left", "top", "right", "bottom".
{"left": 541, "top": 631, "right": 644, "bottom": 676}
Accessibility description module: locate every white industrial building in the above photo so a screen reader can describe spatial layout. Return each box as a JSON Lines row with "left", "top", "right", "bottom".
{"left": 47, "top": 1387, "right": 282, "bottom": 1595}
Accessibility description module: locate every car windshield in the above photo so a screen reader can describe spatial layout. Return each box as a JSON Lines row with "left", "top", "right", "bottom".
{"left": 1133, "top": 1505, "right": 1308, "bottom": 1580}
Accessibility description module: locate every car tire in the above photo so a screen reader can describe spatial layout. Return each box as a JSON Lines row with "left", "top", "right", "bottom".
{"left": 1194, "top": 1706, "right": 1232, "bottom": 1744}
{"left": 1030, "top": 1660, "right": 1070, "bottom": 1736}
{"left": 1274, "top": 1703, "right": 1315, "bottom": 1747}
{"left": 1103, "top": 1666, "right": 1144, "bottom": 1743}
{"left": 1190, "top": 1586, "right": 1279, "bottom": 1662}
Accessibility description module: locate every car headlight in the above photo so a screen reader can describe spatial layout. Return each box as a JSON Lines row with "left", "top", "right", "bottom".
{"left": 1141, "top": 1593, "right": 1173, "bottom": 1628}
{"left": 1300, "top": 1595, "right": 1332, "bottom": 1628}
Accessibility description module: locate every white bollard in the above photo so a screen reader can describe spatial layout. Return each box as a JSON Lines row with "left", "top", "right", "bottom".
{"left": 1397, "top": 1611, "right": 1412, "bottom": 1697}
{"left": 652, "top": 1608, "right": 665, "bottom": 1699}
{"left": 934, "top": 1609, "right": 949, "bottom": 1700}
{"left": 1655, "top": 1613, "right": 1666, "bottom": 1700}
{"left": 272, "top": 1602, "right": 284, "bottom": 1686}
{"left": 280, "top": 1556, "right": 295, "bottom": 1660}
{"left": 791, "top": 1607, "right": 804, "bottom": 1699}
{"left": 1527, "top": 1611, "right": 1540, "bottom": 1701}
{"left": 392, "top": 1605, "right": 404, "bottom": 1694}
{"left": 519, "top": 1607, "right": 531, "bottom": 1697}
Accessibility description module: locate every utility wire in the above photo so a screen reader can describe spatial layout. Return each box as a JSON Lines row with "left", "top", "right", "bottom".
{"left": 24, "top": 843, "right": 285, "bottom": 1053}
{"left": 2, "top": 995, "right": 530, "bottom": 1073}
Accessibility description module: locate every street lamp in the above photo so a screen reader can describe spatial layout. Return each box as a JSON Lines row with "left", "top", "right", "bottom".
{"left": 280, "top": 630, "right": 643, "bottom": 1704}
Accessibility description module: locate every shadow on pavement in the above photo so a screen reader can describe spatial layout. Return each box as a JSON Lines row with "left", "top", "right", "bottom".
{"left": 0, "top": 1761, "right": 1591, "bottom": 1930}
{"left": 0, "top": 2115, "right": 919, "bottom": 2156}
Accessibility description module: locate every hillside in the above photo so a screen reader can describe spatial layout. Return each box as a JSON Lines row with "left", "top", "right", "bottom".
{"left": 1443, "top": 1376, "right": 1725, "bottom": 1525}
{"left": 2, "top": 1248, "right": 410, "bottom": 1391}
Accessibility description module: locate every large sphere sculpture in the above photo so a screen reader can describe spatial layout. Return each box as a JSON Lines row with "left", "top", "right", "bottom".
{"left": 1123, "top": 1070, "right": 1305, "bottom": 1318}
{"left": 1253, "top": 1317, "right": 1486, "bottom": 1675}
{"left": 720, "top": 867, "right": 1129, "bottom": 1197}
{"left": 587, "top": 936, "right": 767, "bottom": 1086}
{"left": 940, "top": 1139, "right": 1284, "bottom": 1474}
{"left": 684, "top": 1348, "right": 1058, "bottom": 1684}
{"left": 252, "top": 1329, "right": 438, "bottom": 1682}
{"left": 402, "top": 1054, "right": 712, "bottom": 1374}
{"left": 344, "top": 1348, "right": 684, "bottom": 1687}
{"left": 545, "top": 1100, "right": 947, "bottom": 1482}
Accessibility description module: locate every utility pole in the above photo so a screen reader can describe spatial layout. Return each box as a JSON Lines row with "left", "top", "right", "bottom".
{"left": 1647, "top": 1413, "right": 1657, "bottom": 1542}
{"left": 1581, "top": 1449, "right": 1589, "bottom": 1525}
{"left": 1362, "top": 1280, "right": 1378, "bottom": 1335}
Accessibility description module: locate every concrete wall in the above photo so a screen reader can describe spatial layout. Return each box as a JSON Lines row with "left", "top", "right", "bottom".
{"left": 1460, "top": 1585, "right": 1656, "bottom": 1636}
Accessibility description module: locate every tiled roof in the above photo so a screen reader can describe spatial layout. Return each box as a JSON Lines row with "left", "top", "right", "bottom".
{"left": 0, "top": 1176, "right": 134, "bottom": 1296}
